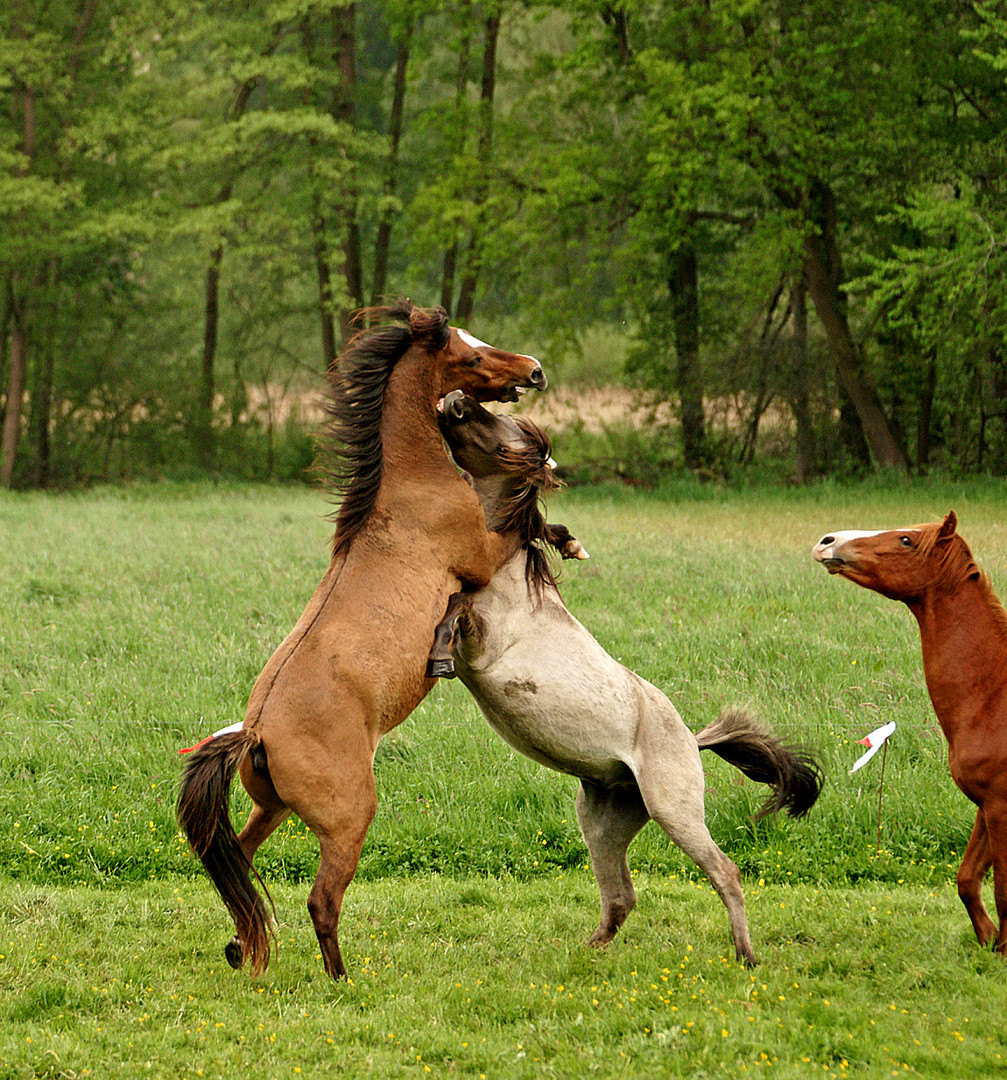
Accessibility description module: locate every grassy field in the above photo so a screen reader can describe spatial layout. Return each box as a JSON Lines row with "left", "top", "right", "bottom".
{"left": 3, "top": 477, "right": 1007, "bottom": 1077}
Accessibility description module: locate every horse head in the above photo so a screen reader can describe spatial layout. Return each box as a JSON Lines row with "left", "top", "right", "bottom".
{"left": 812, "top": 511, "right": 972, "bottom": 601}
{"left": 438, "top": 391, "right": 588, "bottom": 562}
{"left": 345, "top": 301, "right": 546, "bottom": 403}
{"left": 441, "top": 326, "right": 547, "bottom": 403}
{"left": 437, "top": 390, "right": 549, "bottom": 479}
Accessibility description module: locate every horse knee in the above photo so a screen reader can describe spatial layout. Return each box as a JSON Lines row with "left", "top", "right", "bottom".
{"left": 956, "top": 865, "right": 983, "bottom": 905}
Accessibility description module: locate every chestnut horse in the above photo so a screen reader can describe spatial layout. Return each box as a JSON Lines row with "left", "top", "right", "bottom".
{"left": 177, "top": 302, "right": 546, "bottom": 979}
{"left": 813, "top": 511, "right": 1007, "bottom": 956}
{"left": 435, "top": 393, "right": 823, "bottom": 964}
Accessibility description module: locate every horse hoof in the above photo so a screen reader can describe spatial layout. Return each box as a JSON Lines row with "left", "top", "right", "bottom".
{"left": 426, "top": 658, "right": 456, "bottom": 678}
{"left": 224, "top": 937, "right": 243, "bottom": 970}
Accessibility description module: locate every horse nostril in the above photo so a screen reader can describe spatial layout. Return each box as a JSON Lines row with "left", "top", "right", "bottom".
{"left": 528, "top": 365, "right": 547, "bottom": 389}
{"left": 820, "top": 535, "right": 835, "bottom": 545}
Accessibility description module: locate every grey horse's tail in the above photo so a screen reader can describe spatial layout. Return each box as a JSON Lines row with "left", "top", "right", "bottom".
{"left": 694, "top": 707, "right": 824, "bottom": 819}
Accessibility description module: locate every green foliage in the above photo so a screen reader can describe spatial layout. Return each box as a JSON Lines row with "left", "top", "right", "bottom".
{"left": 4, "top": 0, "right": 1007, "bottom": 486}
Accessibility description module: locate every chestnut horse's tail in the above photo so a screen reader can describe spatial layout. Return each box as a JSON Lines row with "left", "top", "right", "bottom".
{"left": 694, "top": 707, "right": 824, "bottom": 820}
{"left": 177, "top": 728, "right": 275, "bottom": 974}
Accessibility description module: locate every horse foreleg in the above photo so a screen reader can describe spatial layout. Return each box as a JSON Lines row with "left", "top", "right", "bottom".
{"left": 957, "top": 808, "right": 996, "bottom": 948}
{"left": 576, "top": 780, "right": 650, "bottom": 946}
{"left": 981, "top": 799, "right": 1007, "bottom": 955}
{"left": 426, "top": 591, "right": 473, "bottom": 678}
{"left": 543, "top": 522, "right": 590, "bottom": 561}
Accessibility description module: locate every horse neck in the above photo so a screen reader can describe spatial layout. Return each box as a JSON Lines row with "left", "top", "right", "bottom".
{"left": 909, "top": 577, "right": 1007, "bottom": 733}
{"left": 470, "top": 473, "right": 521, "bottom": 534}
{"left": 469, "top": 472, "right": 529, "bottom": 564}
{"left": 378, "top": 350, "right": 455, "bottom": 487}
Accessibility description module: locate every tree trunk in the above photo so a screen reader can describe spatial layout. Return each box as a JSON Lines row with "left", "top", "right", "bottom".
{"left": 313, "top": 215, "right": 338, "bottom": 369}
{"left": 441, "top": 244, "right": 458, "bottom": 316}
{"left": 198, "top": 248, "right": 223, "bottom": 468}
{"left": 197, "top": 75, "right": 259, "bottom": 468}
{"left": 2, "top": 77, "right": 36, "bottom": 488}
{"left": 29, "top": 259, "right": 58, "bottom": 487}
{"left": 802, "top": 180, "right": 907, "bottom": 472}
{"left": 441, "top": 17, "right": 473, "bottom": 314}
{"left": 1, "top": 296, "right": 27, "bottom": 489}
{"left": 455, "top": 12, "right": 500, "bottom": 324}
{"left": 789, "top": 271, "right": 815, "bottom": 482}
{"left": 371, "top": 25, "right": 411, "bottom": 307}
{"left": 334, "top": 2, "right": 363, "bottom": 342}
{"left": 667, "top": 245, "right": 708, "bottom": 469}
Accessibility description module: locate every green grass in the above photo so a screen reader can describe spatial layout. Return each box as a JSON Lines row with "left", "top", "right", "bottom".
{"left": 3, "top": 478, "right": 1007, "bottom": 1076}
{"left": 1, "top": 876, "right": 1004, "bottom": 1078}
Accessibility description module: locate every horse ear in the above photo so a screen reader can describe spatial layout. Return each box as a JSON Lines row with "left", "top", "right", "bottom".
{"left": 938, "top": 511, "right": 957, "bottom": 539}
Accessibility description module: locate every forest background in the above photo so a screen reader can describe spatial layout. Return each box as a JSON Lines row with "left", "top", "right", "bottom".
{"left": 3, "top": 0, "right": 1007, "bottom": 490}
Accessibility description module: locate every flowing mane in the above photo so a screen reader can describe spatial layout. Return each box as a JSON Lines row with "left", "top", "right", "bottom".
{"left": 913, "top": 524, "right": 1007, "bottom": 636}
{"left": 322, "top": 301, "right": 450, "bottom": 558}
{"left": 497, "top": 415, "right": 564, "bottom": 601}
{"left": 915, "top": 522, "right": 980, "bottom": 589}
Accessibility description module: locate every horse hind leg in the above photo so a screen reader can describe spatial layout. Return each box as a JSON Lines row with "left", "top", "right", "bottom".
{"left": 576, "top": 780, "right": 651, "bottom": 946}
{"left": 297, "top": 768, "right": 378, "bottom": 980}
{"left": 659, "top": 813, "right": 755, "bottom": 966}
{"left": 957, "top": 808, "right": 996, "bottom": 949}
{"left": 633, "top": 730, "right": 757, "bottom": 965}
{"left": 307, "top": 827, "right": 375, "bottom": 979}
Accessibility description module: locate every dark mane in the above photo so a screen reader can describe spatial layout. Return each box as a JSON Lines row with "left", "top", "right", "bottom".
{"left": 321, "top": 301, "right": 449, "bottom": 558}
{"left": 497, "top": 415, "right": 564, "bottom": 602}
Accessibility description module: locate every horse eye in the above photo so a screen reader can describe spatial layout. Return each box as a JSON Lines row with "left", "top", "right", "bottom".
{"left": 899, "top": 536, "right": 913, "bottom": 548}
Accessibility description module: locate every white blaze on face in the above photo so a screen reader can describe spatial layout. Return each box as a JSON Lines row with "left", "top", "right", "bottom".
{"left": 812, "top": 527, "right": 917, "bottom": 561}
{"left": 812, "top": 528, "right": 883, "bottom": 561}
{"left": 458, "top": 328, "right": 493, "bottom": 351}
{"left": 457, "top": 327, "right": 539, "bottom": 364}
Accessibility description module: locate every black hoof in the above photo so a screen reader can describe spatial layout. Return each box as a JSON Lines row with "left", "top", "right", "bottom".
{"left": 426, "top": 658, "right": 456, "bottom": 678}
{"left": 224, "top": 937, "right": 243, "bottom": 970}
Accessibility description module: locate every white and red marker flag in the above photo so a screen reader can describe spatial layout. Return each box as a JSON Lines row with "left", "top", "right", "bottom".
{"left": 850, "top": 721, "right": 896, "bottom": 773}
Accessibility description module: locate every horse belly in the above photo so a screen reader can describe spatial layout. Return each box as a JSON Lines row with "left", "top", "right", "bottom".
{"left": 460, "top": 656, "right": 638, "bottom": 784}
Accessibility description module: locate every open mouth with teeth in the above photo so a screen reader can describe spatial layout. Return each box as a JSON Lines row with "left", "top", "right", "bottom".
{"left": 498, "top": 385, "right": 528, "bottom": 403}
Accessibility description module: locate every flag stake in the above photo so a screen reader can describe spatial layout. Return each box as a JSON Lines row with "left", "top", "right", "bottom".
{"left": 875, "top": 739, "right": 888, "bottom": 854}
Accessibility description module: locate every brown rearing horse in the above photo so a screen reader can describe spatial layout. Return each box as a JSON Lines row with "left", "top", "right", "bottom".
{"left": 177, "top": 301, "right": 546, "bottom": 980}
{"left": 813, "top": 511, "right": 1007, "bottom": 956}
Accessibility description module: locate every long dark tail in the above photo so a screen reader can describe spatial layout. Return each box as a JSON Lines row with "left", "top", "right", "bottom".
{"left": 694, "top": 707, "right": 824, "bottom": 819}
{"left": 177, "top": 729, "right": 275, "bottom": 974}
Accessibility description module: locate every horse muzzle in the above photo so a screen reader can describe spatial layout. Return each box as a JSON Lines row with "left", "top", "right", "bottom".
{"left": 497, "top": 363, "right": 547, "bottom": 402}
{"left": 812, "top": 537, "right": 848, "bottom": 573}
